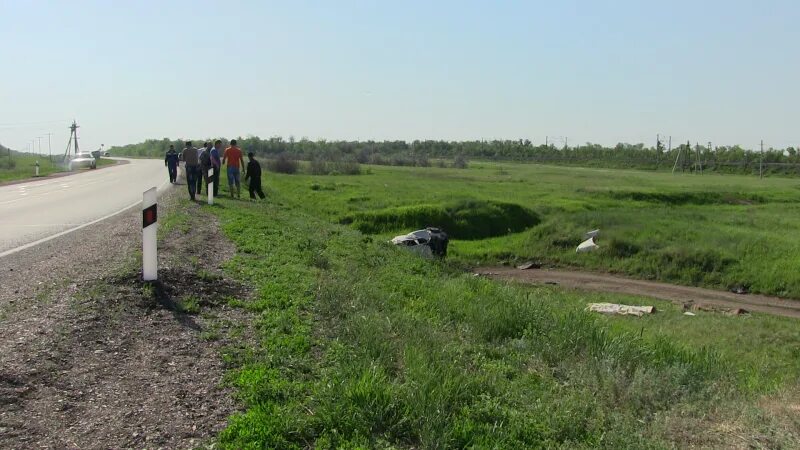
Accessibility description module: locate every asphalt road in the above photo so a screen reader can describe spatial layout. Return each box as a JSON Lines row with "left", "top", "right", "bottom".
{"left": 0, "top": 158, "right": 172, "bottom": 257}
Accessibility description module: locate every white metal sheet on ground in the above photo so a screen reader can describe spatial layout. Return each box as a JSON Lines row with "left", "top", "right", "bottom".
{"left": 576, "top": 237, "right": 599, "bottom": 253}
{"left": 587, "top": 303, "right": 654, "bottom": 317}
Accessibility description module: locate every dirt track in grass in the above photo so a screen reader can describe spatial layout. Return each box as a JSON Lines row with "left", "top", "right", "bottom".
{"left": 475, "top": 266, "right": 800, "bottom": 319}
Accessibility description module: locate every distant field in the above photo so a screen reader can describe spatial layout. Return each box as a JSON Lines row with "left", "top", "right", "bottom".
{"left": 0, "top": 154, "right": 116, "bottom": 183}
{"left": 256, "top": 162, "right": 800, "bottom": 299}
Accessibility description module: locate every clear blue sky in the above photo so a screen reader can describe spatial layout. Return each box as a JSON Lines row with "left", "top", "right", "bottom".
{"left": 1, "top": 0, "right": 798, "bottom": 153}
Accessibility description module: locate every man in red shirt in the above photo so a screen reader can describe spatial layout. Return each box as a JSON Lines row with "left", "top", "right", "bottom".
{"left": 222, "top": 139, "right": 245, "bottom": 198}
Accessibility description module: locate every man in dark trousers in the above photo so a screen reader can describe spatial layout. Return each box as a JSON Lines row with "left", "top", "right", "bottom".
{"left": 180, "top": 141, "right": 200, "bottom": 201}
{"left": 244, "top": 152, "right": 266, "bottom": 200}
{"left": 164, "top": 145, "right": 179, "bottom": 183}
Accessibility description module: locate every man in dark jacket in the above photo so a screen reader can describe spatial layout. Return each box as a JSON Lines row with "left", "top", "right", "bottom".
{"left": 164, "top": 145, "right": 179, "bottom": 183}
{"left": 244, "top": 152, "right": 265, "bottom": 200}
{"left": 181, "top": 141, "right": 200, "bottom": 201}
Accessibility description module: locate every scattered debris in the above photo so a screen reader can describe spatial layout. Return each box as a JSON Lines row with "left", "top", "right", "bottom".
{"left": 516, "top": 261, "right": 541, "bottom": 270}
{"left": 575, "top": 229, "right": 600, "bottom": 253}
{"left": 587, "top": 302, "right": 654, "bottom": 317}
{"left": 576, "top": 237, "right": 599, "bottom": 253}
{"left": 390, "top": 227, "right": 449, "bottom": 258}
{"left": 683, "top": 311, "right": 696, "bottom": 316}
{"left": 730, "top": 285, "right": 750, "bottom": 295}
{"left": 690, "top": 303, "right": 750, "bottom": 316}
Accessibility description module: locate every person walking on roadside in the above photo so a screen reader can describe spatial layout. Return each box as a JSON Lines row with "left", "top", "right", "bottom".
{"left": 210, "top": 140, "right": 222, "bottom": 197}
{"left": 165, "top": 145, "right": 179, "bottom": 183}
{"left": 222, "top": 139, "right": 245, "bottom": 198}
{"left": 244, "top": 152, "right": 266, "bottom": 200}
{"left": 197, "top": 142, "right": 212, "bottom": 195}
{"left": 181, "top": 141, "right": 200, "bottom": 201}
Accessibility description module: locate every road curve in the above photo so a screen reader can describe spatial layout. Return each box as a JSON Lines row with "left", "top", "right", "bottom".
{"left": 0, "top": 158, "right": 173, "bottom": 257}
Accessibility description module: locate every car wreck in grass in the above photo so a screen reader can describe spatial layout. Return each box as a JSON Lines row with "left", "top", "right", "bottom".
{"left": 390, "top": 227, "right": 449, "bottom": 258}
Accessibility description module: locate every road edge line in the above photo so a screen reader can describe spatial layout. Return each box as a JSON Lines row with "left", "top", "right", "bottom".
{"left": 0, "top": 175, "right": 173, "bottom": 259}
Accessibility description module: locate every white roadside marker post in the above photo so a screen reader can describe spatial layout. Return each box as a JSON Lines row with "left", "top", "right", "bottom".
{"left": 35, "top": 161, "right": 39, "bottom": 176}
{"left": 208, "top": 168, "right": 214, "bottom": 205}
{"left": 142, "top": 187, "right": 158, "bottom": 281}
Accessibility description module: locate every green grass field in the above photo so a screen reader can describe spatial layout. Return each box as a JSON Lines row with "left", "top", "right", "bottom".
{"left": 244, "top": 162, "right": 800, "bottom": 299}
{"left": 200, "top": 162, "right": 799, "bottom": 447}
{"left": 0, "top": 154, "right": 115, "bottom": 183}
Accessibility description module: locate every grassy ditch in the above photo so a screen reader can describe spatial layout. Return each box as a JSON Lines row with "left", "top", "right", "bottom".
{"left": 208, "top": 193, "right": 799, "bottom": 448}
{"left": 340, "top": 200, "right": 539, "bottom": 239}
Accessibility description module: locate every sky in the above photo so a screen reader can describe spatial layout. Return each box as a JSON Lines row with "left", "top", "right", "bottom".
{"left": 1, "top": 0, "right": 799, "bottom": 153}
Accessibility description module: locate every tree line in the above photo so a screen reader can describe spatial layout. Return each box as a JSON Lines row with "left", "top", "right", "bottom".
{"left": 109, "top": 137, "right": 800, "bottom": 175}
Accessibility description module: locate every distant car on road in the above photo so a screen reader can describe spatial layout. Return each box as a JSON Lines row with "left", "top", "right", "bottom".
{"left": 69, "top": 152, "right": 97, "bottom": 170}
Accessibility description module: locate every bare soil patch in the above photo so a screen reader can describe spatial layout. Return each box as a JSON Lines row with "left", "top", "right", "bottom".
{"left": 476, "top": 266, "right": 800, "bottom": 319}
{"left": 0, "top": 186, "right": 253, "bottom": 449}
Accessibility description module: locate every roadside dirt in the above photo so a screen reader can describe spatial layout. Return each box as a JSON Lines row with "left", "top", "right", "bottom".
{"left": 0, "top": 181, "right": 252, "bottom": 448}
{"left": 475, "top": 266, "right": 800, "bottom": 319}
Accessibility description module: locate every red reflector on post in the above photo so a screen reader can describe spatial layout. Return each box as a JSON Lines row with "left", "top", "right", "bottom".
{"left": 143, "top": 204, "right": 157, "bottom": 228}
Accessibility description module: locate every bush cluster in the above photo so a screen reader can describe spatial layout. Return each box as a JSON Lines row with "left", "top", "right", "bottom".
{"left": 266, "top": 153, "right": 299, "bottom": 174}
{"left": 309, "top": 154, "right": 361, "bottom": 175}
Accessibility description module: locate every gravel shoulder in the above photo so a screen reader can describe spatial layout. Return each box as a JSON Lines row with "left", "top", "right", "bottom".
{"left": 0, "top": 180, "right": 252, "bottom": 448}
{"left": 475, "top": 266, "right": 800, "bottom": 318}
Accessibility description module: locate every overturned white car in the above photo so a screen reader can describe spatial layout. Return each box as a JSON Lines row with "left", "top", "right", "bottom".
{"left": 390, "top": 227, "right": 449, "bottom": 258}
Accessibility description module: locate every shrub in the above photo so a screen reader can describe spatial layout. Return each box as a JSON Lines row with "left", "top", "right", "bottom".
{"left": 452, "top": 154, "right": 468, "bottom": 169}
{"left": 309, "top": 158, "right": 328, "bottom": 175}
{"left": 266, "top": 153, "right": 299, "bottom": 174}
{"left": 307, "top": 154, "right": 361, "bottom": 175}
{"left": 341, "top": 199, "right": 540, "bottom": 240}
{"left": 333, "top": 155, "right": 361, "bottom": 175}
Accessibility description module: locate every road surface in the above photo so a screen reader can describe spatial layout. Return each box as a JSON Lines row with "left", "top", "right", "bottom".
{"left": 0, "top": 158, "right": 172, "bottom": 256}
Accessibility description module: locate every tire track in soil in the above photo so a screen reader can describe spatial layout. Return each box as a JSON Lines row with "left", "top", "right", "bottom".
{"left": 475, "top": 267, "right": 800, "bottom": 319}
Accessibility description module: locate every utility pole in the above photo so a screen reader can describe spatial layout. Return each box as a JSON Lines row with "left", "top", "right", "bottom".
{"left": 696, "top": 142, "right": 702, "bottom": 174}
{"left": 37, "top": 136, "right": 43, "bottom": 156}
{"left": 63, "top": 121, "right": 80, "bottom": 161}
{"left": 45, "top": 132, "right": 52, "bottom": 162}
{"left": 671, "top": 138, "right": 682, "bottom": 174}
{"left": 708, "top": 141, "right": 713, "bottom": 172}
{"left": 760, "top": 139, "right": 764, "bottom": 179}
{"left": 545, "top": 136, "right": 548, "bottom": 147}
{"left": 564, "top": 137, "right": 567, "bottom": 150}
{"left": 656, "top": 134, "right": 664, "bottom": 169}
{"left": 684, "top": 140, "right": 690, "bottom": 173}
